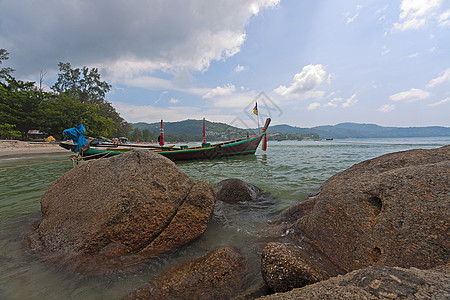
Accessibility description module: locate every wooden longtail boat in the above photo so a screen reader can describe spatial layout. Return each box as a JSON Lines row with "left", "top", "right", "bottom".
{"left": 60, "top": 118, "right": 271, "bottom": 161}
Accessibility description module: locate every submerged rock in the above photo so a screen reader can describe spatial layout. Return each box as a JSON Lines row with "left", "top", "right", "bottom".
{"left": 259, "top": 264, "right": 450, "bottom": 299}
{"left": 125, "top": 247, "right": 246, "bottom": 300}
{"left": 261, "top": 145, "right": 450, "bottom": 292}
{"left": 214, "top": 178, "right": 261, "bottom": 203}
{"left": 23, "top": 150, "right": 216, "bottom": 274}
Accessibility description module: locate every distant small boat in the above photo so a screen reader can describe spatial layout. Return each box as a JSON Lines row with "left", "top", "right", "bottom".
{"left": 60, "top": 118, "right": 271, "bottom": 161}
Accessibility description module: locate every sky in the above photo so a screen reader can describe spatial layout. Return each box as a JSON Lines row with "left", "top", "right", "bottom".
{"left": 1, "top": 0, "right": 449, "bottom": 128}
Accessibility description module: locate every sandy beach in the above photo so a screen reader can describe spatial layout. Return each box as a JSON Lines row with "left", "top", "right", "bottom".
{"left": 0, "top": 140, "right": 69, "bottom": 158}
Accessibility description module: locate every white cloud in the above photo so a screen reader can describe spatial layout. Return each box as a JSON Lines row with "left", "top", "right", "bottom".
{"left": 327, "top": 74, "right": 333, "bottom": 84}
{"left": 341, "top": 94, "right": 358, "bottom": 108}
{"left": 323, "top": 95, "right": 357, "bottom": 108}
{"left": 212, "top": 92, "right": 257, "bottom": 109}
{"left": 427, "top": 97, "right": 450, "bottom": 107}
{"left": 203, "top": 84, "right": 236, "bottom": 98}
{"left": 273, "top": 64, "right": 327, "bottom": 99}
{"left": 427, "top": 68, "right": 450, "bottom": 88}
{"left": 381, "top": 46, "right": 391, "bottom": 56}
{"left": 0, "top": 0, "right": 280, "bottom": 79}
{"left": 379, "top": 104, "right": 396, "bottom": 112}
{"left": 112, "top": 102, "right": 197, "bottom": 123}
{"left": 438, "top": 9, "right": 450, "bottom": 26}
{"left": 325, "top": 97, "right": 344, "bottom": 107}
{"left": 345, "top": 4, "right": 363, "bottom": 24}
{"left": 390, "top": 88, "right": 430, "bottom": 102}
{"left": 376, "top": 5, "right": 389, "bottom": 15}
{"left": 304, "top": 90, "right": 326, "bottom": 99}
{"left": 307, "top": 102, "right": 321, "bottom": 110}
{"left": 393, "top": 0, "right": 442, "bottom": 31}
{"left": 408, "top": 52, "right": 419, "bottom": 58}
{"left": 154, "top": 91, "right": 169, "bottom": 104}
{"left": 169, "top": 98, "right": 180, "bottom": 104}
{"left": 122, "top": 75, "right": 174, "bottom": 90}
{"left": 234, "top": 64, "right": 248, "bottom": 72}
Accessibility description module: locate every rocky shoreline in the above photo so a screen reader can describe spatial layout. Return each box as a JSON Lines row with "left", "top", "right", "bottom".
{"left": 21, "top": 145, "right": 449, "bottom": 299}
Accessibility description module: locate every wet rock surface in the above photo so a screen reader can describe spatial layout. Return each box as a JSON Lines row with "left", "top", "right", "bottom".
{"left": 214, "top": 178, "right": 262, "bottom": 203}
{"left": 22, "top": 150, "right": 216, "bottom": 274}
{"left": 259, "top": 264, "right": 450, "bottom": 299}
{"left": 125, "top": 247, "right": 246, "bottom": 300}
{"left": 261, "top": 242, "right": 343, "bottom": 293}
{"left": 261, "top": 145, "right": 449, "bottom": 292}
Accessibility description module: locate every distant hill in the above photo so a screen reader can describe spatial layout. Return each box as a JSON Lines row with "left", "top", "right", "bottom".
{"left": 132, "top": 119, "right": 254, "bottom": 141}
{"left": 132, "top": 120, "right": 450, "bottom": 140}
{"left": 269, "top": 123, "right": 450, "bottom": 139}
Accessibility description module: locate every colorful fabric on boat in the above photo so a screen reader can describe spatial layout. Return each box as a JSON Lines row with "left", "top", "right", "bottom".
{"left": 253, "top": 103, "right": 258, "bottom": 115}
{"left": 62, "top": 124, "right": 88, "bottom": 153}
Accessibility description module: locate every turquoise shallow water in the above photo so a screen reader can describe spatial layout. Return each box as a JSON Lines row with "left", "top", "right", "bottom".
{"left": 0, "top": 137, "right": 448, "bottom": 299}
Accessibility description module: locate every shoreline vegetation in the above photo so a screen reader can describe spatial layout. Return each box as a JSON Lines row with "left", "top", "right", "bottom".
{"left": 2, "top": 49, "right": 132, "bottom": 142}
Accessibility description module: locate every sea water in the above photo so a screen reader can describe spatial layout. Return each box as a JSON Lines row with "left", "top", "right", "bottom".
{"left": 0, "top": 137, "right": 448, "bottom": 299}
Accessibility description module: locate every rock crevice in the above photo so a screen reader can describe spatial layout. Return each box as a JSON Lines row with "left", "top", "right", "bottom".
{"left": 22, "top": 150, "right": 216, "bottom": 274}
{"left": 261, "top": 145, "right": 449, "bottom": 292}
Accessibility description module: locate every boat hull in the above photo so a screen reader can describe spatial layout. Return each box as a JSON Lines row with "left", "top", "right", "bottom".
{"left": 81, "top": 132, "right": 266, "bottom": 161}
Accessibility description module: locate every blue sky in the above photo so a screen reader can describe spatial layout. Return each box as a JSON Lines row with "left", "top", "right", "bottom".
{"left": 1, "top": 0, "right": 449, "bottom": 128}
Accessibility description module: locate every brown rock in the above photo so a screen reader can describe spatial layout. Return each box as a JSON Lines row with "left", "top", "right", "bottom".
{"left": 259, "top": 264, "right": 450, "bottom": 299}
{"left": 261, "top": 242, "right": 343, "bottom": 293}
{"left": 214, "top": 178, "right": 261, "bottom": 203}
{"left": 140, "top": 180, "right": 215, "bottom": 257}
{"left": 125, "top": 247, "right": 246, "bottom": 300}
{"left": 262, "top": 145, "right": 450, "bottom": 291}
{"left": 22, "top": 150, "right": 216, "bottom": 274}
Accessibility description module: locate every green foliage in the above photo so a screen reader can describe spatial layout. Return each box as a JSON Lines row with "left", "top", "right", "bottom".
{"left": 0, "top": 74, "right": 45, "bottom": 139}
{"left": 0, "top": 49, "right": 14, "bottom": 78}
{"left": 267, "top": 132, "right": 320, "bottom": 141}
{"left": 0, "top": 50, "right": 132, "bottom": 140}
{"left": 127, "top": 127, "right": 156, "bottom": 142}
{"left": 0, "top": 123, "right": 21, "bottom": 139}
{"left": 52, "top": 62, "right": 111, "bottom": 104}
{"left": 50, "top": 62, "right": 129, "bottom": 138}
{"left": 40, "top": 93, "right": 115, "bottom": 139}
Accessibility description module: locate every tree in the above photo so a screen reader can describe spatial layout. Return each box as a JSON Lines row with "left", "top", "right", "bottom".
{"left": 40, "top": 92, "right": 115, "bottom": 139}
{"left": 0, "top": 54, "right": 132, "bottom": 141}
{"left": 0, "top": 124, "right": 21, "bottom": 139}
{"left": 0, "top": 75, "right": 46, "bottom": 139}
{"left": 142, "top": 129, "right": 155, "bottom": 142}
{"left": 51, "top": 62, "right": 130, "bottom": 138}
{"left": 51, "top": 62, "right": 111, "bottom": 104}
{"left": 0, "top": 49, "right": 15, "bottom": 78}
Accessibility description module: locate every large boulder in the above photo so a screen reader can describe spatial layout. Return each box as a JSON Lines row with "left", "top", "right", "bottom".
{"left": 262, "top": 145, "right": 449, "bottom": 291}
{"left": 125, "top": 247, "right": 246, "bottom": 300}
{"left": 23, "top": 150, "right": 216, "bottom": 274}
{"left": 259, "top": 264, "right": 450, "bottom": 299}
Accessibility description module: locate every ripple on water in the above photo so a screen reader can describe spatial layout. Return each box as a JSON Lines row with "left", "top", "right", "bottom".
{"left": 0, "top": 138, "right": 448, "bottom": 298}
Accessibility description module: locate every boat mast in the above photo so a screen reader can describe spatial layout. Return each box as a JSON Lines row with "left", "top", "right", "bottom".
{"left": 159, "top": 120, "right": 164, "bottom": 146}
{"left": 202, "top": 117, "right": 207, "bottom": 145}
{"left": 262, "top": 118, "right": 271, "bottom": 151}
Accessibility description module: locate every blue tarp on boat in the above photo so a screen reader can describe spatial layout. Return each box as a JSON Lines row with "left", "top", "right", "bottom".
{"left": 62, "top": 124, "right": 88, "bottom": 153}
